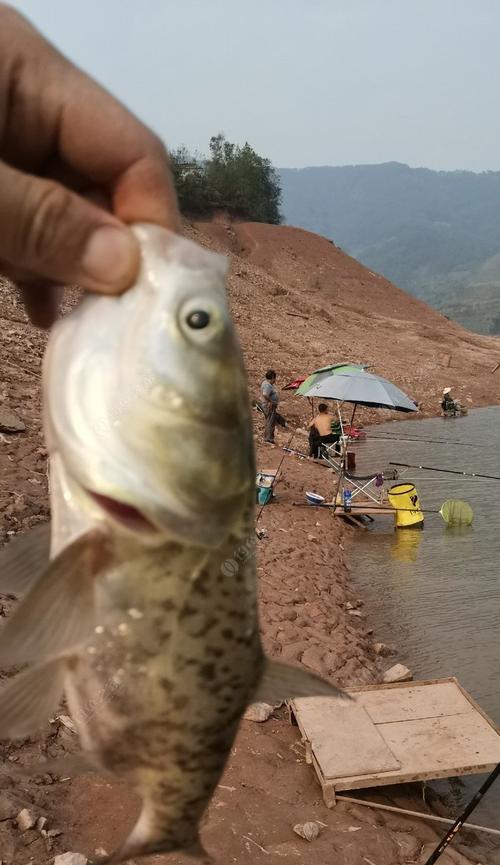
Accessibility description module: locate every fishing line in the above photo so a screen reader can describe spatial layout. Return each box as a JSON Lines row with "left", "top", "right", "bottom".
{"left": 390, "top": 461, "right": 500, "bottom": 482}
{"left": 368, "top": 434, "right": 495, "bottom": 450}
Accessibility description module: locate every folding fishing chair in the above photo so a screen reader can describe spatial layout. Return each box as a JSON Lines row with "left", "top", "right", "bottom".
{"left": 320, "top": 440, "right": 398, "bottom": 504}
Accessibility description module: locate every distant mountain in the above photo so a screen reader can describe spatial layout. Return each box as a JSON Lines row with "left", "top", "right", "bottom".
{"left": 279, "top": 162, "right": 500, "bottom": 335}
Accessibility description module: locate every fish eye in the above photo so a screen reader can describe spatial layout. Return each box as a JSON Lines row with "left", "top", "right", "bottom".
{"left": 179, "top": 299, "right": 225, "bottom": 343}
{"left": 186, "top": 309, "right": 211, "bottom": 330}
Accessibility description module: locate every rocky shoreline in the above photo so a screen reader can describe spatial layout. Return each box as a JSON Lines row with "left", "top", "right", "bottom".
{"left": 251, "top": 428, "right": 496, "bottom": 865}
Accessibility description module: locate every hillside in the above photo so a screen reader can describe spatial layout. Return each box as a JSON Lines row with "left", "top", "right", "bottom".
{"left": 192, "top": 215, "right": 500, "bottom": 422}
{"left": 279, "top": 162, "right": 500, "bottom": 335}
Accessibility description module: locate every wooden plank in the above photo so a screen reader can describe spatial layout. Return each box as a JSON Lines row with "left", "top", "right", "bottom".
{"left": 291, "top": 697, "right": 400, "bottom": 779}
{"left": 334, "top": 506, "right": 396, "bottom": 517}
{"left": 291, "top": 679, "right": 500, "bottom": 802}
{"left": 358, "top": 681, "right": 472, "bottom": 724}
{"left": 348, "top": 676, "right": 457, "bottom": 693}
{"left": 340, "top": 513, "right": 368, "bottom": 530}
{"left": 331, "top": 759, "right": 500, "bottom": 794}
{"left": 321, "top": 706, "right": 500, "bottom": 793}
{"left": 377, "top": 712, "right": 500, "bottom": 775}
{"left": 455, "top": 679, "right": 500, "bottom": 732}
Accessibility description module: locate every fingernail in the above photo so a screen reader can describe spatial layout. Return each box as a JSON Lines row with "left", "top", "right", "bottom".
{"left": 81, "top": 225, "right": 139, "bottom": 289}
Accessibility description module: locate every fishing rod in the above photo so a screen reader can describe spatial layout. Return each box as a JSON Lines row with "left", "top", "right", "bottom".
{"left": 256, "top": 430, "right": 296, "bottom": 525}
{"left": 282, "top": 445, "right": 312, "bottom": 460}
{"left": 294, "top": 502, "right": 439, "bottom": 514}
{"left": 282, "top": 445, "right": 332, "bottom": 467}
{"left": 369, "top": 434, "right": 494, "bottom": 450}
{"left": 423, "top": 763, "right": 500, "bottom": 865}
{"left": 390, "top": 461, "right": 500, "bottom": 482}
{"left": 293, "top": 499, "right": 474, "bottom": 526}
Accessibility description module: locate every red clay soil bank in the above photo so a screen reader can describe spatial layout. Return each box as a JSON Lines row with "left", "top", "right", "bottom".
{"left": 0, "top": 218, "right": 498, "bottom": 863}
{"left": 195, "top": 215, "right": 500, "bottom": 427}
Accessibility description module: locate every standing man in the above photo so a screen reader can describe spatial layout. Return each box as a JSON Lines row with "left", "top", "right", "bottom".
{"left": 260, "top": 369, "right": 281, "bottom": 443}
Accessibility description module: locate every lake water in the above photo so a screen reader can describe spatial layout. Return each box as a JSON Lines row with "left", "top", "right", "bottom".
{"left": 350, "top": 407, "right": 500, "bottom": 839}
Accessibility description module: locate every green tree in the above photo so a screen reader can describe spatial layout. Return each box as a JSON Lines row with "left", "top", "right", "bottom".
{"left": 206, "top": 134, "right": 281, "bottom": 224}
{"left": 170, "top": 135, "right": 282, "bottom": 224}
{"left": 170, "top": 146, "right": 211, "bottom": 216}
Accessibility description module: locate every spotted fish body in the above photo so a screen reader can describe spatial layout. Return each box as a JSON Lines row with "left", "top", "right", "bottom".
{"left": 67, "top": 522, "right": 260, "bottom": 860}
{"left": 0, "top": 225, "right": 343, "bottom": 863}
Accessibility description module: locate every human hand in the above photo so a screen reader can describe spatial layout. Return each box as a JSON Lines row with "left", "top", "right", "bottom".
{"left": 0, "top": 4, "right": 180, "bottom": 326}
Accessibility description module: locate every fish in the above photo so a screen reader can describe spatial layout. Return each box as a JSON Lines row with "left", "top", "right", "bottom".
{"left": 0, "top": 224, "right": 345, "bottom": 863}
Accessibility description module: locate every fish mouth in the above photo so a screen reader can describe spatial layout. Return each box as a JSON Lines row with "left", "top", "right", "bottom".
{"left": 87, "top": 491, "right": 158, "bottom": 533}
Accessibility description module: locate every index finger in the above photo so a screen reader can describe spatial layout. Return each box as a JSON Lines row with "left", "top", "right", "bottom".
{"left": 58, "top": 66, "right": 181, "bottom": 230}
{"left": 2, "top": 7, "right": 180, "bottom": 230}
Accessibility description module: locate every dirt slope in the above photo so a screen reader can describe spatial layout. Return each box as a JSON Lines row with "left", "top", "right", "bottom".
{"left": 194, "top": 215, "right": 500, "bottom": 424}
{"left": 0, "top": 218, "right": 498, "bottom": 864}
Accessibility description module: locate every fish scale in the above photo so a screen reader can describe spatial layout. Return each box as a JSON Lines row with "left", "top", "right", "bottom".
{"left": 60, "top": 507, "right": 260, "bottom": 861}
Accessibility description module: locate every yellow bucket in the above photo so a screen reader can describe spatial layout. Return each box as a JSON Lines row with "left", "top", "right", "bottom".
{"left": 387, "top": 483, "right": 424, "bottom": 529}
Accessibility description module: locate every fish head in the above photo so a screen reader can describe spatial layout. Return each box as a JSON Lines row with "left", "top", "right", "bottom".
{"left": 43, "top": 224, "right": 254, "bottom": 547}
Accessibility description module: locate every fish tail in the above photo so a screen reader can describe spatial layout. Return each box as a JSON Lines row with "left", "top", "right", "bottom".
{"left": 93, "top": 800, "right": 212, "bottom": 864}
{"left": 184, "top": 839, "right": 214, "bottom": 864}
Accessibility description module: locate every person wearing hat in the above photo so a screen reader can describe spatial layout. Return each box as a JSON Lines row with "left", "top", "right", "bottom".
{"left": 441, "top": 387, "right": 460, "bottom": 414}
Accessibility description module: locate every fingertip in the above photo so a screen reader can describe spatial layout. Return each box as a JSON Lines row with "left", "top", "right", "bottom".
{"left": 80, "top": 224, "right": 140, "bottom": 294}
{"left": 112, "top": 150, "right": 182, "bottom": 235}
{"left": 20, "top": 283, "right": 60, "bottom": 329}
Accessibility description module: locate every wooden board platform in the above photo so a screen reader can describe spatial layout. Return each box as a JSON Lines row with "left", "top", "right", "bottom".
{"left": 290, "top": 678, "right": 500, "bottom": 807}
{"left": 333, "top": 500, "right": 396, "bottom": 518}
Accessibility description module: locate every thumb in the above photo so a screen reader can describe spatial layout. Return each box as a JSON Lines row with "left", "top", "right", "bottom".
{"left": 0, "top": 161, "right": 140, "bottom": 293}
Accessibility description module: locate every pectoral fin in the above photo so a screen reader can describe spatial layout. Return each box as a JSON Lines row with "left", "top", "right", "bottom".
{"left": 0, "top": 528, "right": 111, "bottom": 668}
{"left": 185, "top": 840, "right": 213, "bottom": 864}
{"left": 0, "top": 658, "right": 67, "bottom": 740}
{"left": 8, "top": 753, "right": 101, "bottom": 779}
{"left": 253, "top": 658, "right": 350, "bottom": 704}
{"left": 0, "top": 522, "right": 51, "bottom": 598}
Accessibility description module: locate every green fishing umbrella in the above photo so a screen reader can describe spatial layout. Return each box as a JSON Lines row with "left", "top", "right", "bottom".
{"left": 296, "top": 362, "right": 367, "bottom": 396}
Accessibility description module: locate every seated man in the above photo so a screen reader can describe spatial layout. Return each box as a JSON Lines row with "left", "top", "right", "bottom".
{"left": 308, "top": 404, "right": 340, "bottom": 458}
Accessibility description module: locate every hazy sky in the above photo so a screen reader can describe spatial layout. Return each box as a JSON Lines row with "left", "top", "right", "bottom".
{"left": 10, "top": 0, "right": 500, "bottom": 171}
